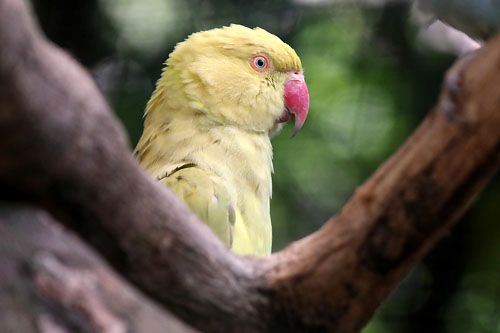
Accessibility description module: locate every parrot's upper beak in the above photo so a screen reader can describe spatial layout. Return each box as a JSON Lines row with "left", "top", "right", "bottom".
{"left": 281, "top": 71, "right": 309, "bottom": 138}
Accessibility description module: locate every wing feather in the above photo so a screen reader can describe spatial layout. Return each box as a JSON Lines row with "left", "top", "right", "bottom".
{"left": 160, "top": 165, "right": 235, "bottom": 247}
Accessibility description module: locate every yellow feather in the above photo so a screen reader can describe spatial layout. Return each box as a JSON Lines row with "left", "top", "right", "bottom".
{"left": 135, "top": 24, "right": 303, "bottom": 255}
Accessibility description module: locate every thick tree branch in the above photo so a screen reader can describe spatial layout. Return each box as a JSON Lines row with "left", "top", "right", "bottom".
{"left": 263, "top": 53, "right": 500, "bottom": 330}
{"left": 0, "top": 203, "right": 195, "bottom": 333}
{"left": 1, "top": 0, "right": 500, "bottom": 331}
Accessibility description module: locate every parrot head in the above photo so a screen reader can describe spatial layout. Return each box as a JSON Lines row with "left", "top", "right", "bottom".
{"left": 152, "top": 24, "right": 309, "bottom": 137}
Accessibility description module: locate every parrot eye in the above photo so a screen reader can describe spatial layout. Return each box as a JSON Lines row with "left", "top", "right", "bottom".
{"left": 249, "top": 54, "right": 271, "bottom": 72}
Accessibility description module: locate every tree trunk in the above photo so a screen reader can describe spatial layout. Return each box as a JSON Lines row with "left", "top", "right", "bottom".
{"left": 1, "top": 0, "right": 500, "bottom": 331}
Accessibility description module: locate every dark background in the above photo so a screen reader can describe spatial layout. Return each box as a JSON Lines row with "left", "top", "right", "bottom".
{"left": 30, "top": 0, "right": 500, "bottom": 331}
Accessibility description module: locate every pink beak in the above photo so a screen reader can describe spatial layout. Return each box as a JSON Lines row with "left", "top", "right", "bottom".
{"left": 284, "top": 71, "right": 309, "bottom": 138}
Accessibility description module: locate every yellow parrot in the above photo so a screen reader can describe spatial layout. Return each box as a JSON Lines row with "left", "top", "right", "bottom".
{"left": 135, "top": 24, "right": 309, "bottom": 255}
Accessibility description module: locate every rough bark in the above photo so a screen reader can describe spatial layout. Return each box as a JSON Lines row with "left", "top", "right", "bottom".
{"left": 0, "top": 203, "right": 195, "bottom": 333}
{"left": 1, "top": 0, "right": 500, "bottom": 332}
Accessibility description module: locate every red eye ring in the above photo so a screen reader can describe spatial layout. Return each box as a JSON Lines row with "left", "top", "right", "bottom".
{"left": 249, "top": 54, "right": 271, "bottom": 72}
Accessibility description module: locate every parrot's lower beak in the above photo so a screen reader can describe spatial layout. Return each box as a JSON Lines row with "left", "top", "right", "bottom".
{"left": 282, "top": 71, "right": 309, "bottom": 138}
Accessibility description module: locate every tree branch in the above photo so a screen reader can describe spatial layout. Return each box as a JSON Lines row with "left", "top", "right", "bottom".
{"left": 1, "top": 0, "right": 500, "bottom": 331}
{"left": 0, "top": 203, "right": 196, "bottom": 333}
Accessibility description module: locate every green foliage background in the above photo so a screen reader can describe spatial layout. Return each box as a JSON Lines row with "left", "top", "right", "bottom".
{"left": 31, "top": 0, "right": 500, "bottom": 331}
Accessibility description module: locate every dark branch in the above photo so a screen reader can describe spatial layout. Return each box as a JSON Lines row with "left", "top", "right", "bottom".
{"left": 0, "top": 203, "right": 195, "bottom": 333}
{"left": 1, "top": 0, "right": 500, "bottom": 331}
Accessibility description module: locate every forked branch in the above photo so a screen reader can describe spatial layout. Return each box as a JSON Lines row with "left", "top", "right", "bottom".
{"left": 1, "top": 0, "right": 500, "bottom": 331}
